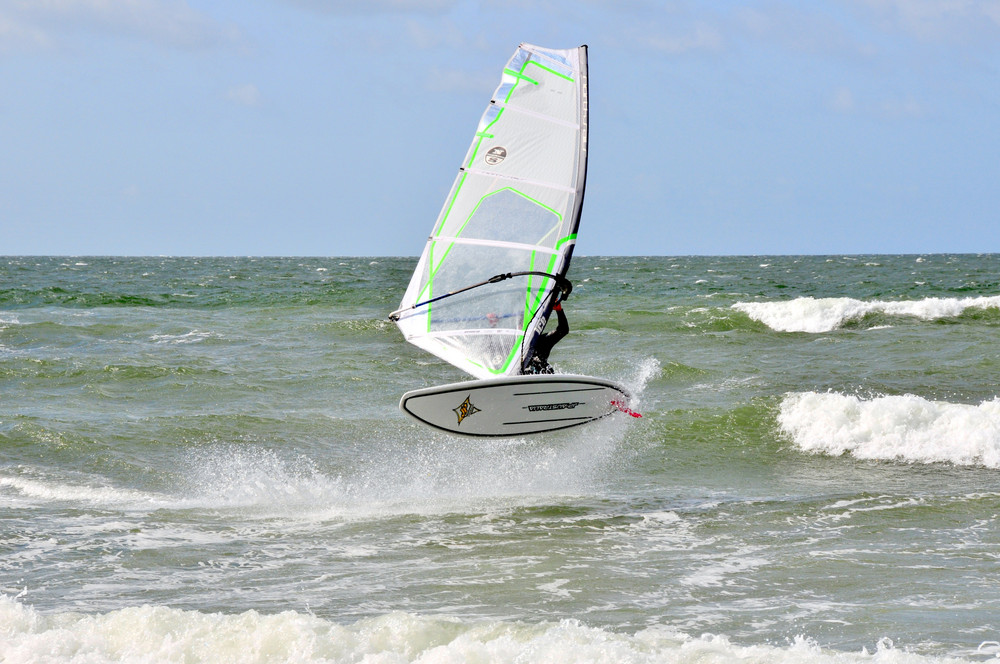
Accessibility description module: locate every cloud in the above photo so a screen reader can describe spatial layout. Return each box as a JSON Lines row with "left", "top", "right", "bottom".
{"left": 281, "top": 0, "right": 458, "bottom": 15}
{"left": 405, "top": 15, "right": 469, "bottom": 50}
{"left": 642, "top": 23, "right": 725, "bottom": 54}
{"left": 830, "top": 85, "right": 927, "bottom": 118}
{"left": 737, "top": 4, "right": 875, "bottom": 57}
{"left": 425, "top": 66, "right": 491, "bottom": 93}
{"left": 0, "top": 0, "right": 242, "bottom": 51}
{"left": 876, "top": 95, "right": 926, "bottom": 119}
{"left": 226, "top": 83, "right": 262, "bottom": 107}
{"left": 832, "top": 86, "right": 856, "bottom": 113}
{"left": 605, "top": 5, "right": 728, "bottom": 55}
{"left": 847, "top": 0, "right": 1000, "bottom": 43}
{"left": 608, "top": 2, "right": 866, "bottom": 57}
{"left": 0, "top": 11, "right": 51, "bottom": 51}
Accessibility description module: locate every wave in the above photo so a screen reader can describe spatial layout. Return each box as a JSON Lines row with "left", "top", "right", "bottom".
{"left": 0, "top": 473, "right": 178, "bottom": 511}
{"left": 0, "top": 596, "right": 985, "bottom": 664}
{"left": 778, "top": 392, "right": 1000, "bottom": 467}
{"left": 733, "top": 295, "right": 1000, "bottom": 333}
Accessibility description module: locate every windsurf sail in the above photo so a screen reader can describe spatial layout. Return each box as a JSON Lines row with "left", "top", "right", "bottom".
{"left": 391, "top": 43, "right": 589, "bottom": 380}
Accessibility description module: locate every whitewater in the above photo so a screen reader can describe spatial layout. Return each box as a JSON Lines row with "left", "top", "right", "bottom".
{"left": 2, "top": 255, "right": 999, "bottom": 663}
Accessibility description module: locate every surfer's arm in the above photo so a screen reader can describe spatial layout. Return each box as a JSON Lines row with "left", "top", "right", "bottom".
{"left": 547, "top": 303, "right": 569, "bottom": 343}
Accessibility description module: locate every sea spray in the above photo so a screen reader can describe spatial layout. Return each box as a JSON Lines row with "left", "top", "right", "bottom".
{"left": 175, "top": 426, "right": 632, "bottom": 521}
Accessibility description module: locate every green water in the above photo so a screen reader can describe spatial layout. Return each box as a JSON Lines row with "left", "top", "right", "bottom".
{"left": 2, "top": 255, "right": 999, "bottom": 661}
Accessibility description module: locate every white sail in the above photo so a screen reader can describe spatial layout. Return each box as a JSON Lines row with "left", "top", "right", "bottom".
{"left": 393, "top": 43, "right": 589, "bottom": 379}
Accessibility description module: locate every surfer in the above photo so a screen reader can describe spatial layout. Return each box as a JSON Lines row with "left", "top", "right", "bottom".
{"left": 523, "top": 300, "right": 568, "bottom": 374}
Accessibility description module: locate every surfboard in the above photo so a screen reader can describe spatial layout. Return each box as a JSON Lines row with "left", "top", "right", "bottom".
{"left": 400, "top": 374, "right": 632, "bottom": 437}
{"left": 389, "top": 43, "right": 639, "bottom": 435}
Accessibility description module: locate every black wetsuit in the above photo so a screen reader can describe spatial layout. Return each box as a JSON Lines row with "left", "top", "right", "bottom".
{"left": 523, "top": 306, "right": 569, "bottom": 374}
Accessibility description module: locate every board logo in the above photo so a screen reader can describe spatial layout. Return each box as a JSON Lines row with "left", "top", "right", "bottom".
{"left": 527, "top": 402, "right": 584, "bottom": 412}
{"left": 484, "top": 146, "right": 507, "bottom": 166}
{"left": 453, "top": 395, "right": 481, "bottom": 425}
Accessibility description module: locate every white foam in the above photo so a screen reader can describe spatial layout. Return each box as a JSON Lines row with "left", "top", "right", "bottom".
{"left": 0, "top": 475, "right": 171, "bottom": 509}
{"left": 0, "top": 596, "right": 979, "bottom": 664}
{"left": 680, "top": 550, "right": 771, "bottom": 588}
{"left": 149, "top": 330, "right": 218, "bottom": 344}
{"left": 733, "top": 295, "right": 1000, "bottom": 333}
{"left": 778, "top": 392, "right": 1000, "bottom": 467}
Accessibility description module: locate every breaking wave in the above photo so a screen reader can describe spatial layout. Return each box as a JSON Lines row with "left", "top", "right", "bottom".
{"left": 0, "top": 596, "right": 986, "bottom": 664}
{"left": 778, "top": 391, "right": 1000, "bottom": 467}
{"left": 733, "top": 295, "right": 1000, "bottom": 333}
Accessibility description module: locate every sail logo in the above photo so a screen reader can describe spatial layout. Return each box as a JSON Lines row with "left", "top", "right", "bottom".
{"left": 453, "top": 395, "right": 481, "bottom": 425}
{"left": 485, "top": 146, "right": 507, "bottom": 166}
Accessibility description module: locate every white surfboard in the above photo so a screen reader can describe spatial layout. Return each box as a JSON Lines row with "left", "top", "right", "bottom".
{"left": 400, "top": 374, "right": 632, "bottom": 437}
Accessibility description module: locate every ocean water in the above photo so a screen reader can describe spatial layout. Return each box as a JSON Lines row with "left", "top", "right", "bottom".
{"left": 2, "top": 254, "right": 999, "bottom": 663}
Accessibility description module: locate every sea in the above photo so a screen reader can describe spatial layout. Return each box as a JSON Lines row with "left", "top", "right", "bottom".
{"left": 2, "top": 254, "right": 999, "bottom": 663}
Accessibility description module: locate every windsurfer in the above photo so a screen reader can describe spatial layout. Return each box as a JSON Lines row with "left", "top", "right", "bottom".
{"left": 523, "top": 301, "right": 568, "bottom": 375}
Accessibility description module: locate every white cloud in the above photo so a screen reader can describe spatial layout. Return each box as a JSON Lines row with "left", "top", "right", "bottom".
{"left": 647, "top": 23, "right": 725, "bottom": 53}
{"left": 847, "top": 0, "right": 1000, "bottom": 42}
{"left": 877, "top": 95, "right": 926, "bottom": 118}
{"left": 226, "top": 83, "right": 262, "bottom": 107}
{"left": 282, "top": 0, "right": 458, "bottom": 15}
{"left": 425, "top": 66, "right": 491, "bottom": 93}
{"left": 737, "top": 5, "right": 873, "bottom": 57}
{"left": 0, "top": 11, "right": 51, "bottom": 51}
{"left": 832, "top": 86, "right": 856, "bottom": 113}
{"left": 0, "top": 0, "right": 242, "bottom": 51}
{"left": 830, "top": 85, "right": 927, "bottom": 118}
{"left": 405, "top": 16, "right": 472, "bottom": 50}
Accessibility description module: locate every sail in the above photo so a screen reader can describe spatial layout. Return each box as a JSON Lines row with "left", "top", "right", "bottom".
{"left": 393, "top": 43, "right": 589, "bottom": 380}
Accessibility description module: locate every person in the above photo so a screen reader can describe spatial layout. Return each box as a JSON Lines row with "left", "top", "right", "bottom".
{"left": 522, "top": 300, "right": 569, "bottom": 374}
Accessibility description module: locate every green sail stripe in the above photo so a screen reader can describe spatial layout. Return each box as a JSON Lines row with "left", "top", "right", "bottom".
{"left": 555, "top": 233, "right": 577, "bottom": 251}
{"left": 467, "top": 108, "right": 504, "bottom": 166}
{"left": 433, "top": 170, "right": 469, "bottom": 237}
{"left": 528, "top": 61, "right": 574, "bottom": 82}
{"left": 504, "top": 55, "right": 575, "bottom": 103}
{"left": 496, "top": 334, "right": 524, "bottom": 373}
{"left": 503, "top": 68, "right": 539, "bottom": 85}
{"left": 524, "top": 251, "right": 538, "bottom": 326}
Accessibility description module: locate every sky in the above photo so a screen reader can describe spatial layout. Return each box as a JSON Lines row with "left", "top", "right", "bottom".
{"left": 1, "top": 0, "right": 998, "bottom": 256}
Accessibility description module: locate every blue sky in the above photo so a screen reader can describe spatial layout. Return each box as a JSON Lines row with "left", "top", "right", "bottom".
{"left": 1, "top": 0, "right": 998, "bottom": 256}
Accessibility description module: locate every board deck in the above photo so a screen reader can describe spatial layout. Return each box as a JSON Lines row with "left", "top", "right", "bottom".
{"left": 399, "top": 374, "right": 632, "bottom": 437}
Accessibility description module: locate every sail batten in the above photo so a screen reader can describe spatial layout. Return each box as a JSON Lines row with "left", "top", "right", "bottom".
{"left": 460, "top": 168, "right": 579, "bottom": 194}
{"left": 429, "top": 236, "right": 562, "bottom": 255}
{"left": 394, "top": 43, "right": 589, "bottom": 379}
{"left": 490, "top": 101, "right": 582, "bottom": 129}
